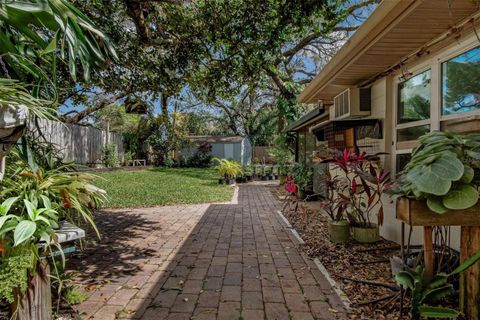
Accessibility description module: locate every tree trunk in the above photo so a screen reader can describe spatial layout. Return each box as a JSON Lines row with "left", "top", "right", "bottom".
{"left": 277, "top": 112, "right": 285, "bottom": 134}
{"left": 161, "top": 95, "right": 169, "bottom": 121}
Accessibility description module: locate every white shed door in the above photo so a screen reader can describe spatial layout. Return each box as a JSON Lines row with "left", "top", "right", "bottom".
{"left": 224, "top": 144, "right": 234, "bottom": 159}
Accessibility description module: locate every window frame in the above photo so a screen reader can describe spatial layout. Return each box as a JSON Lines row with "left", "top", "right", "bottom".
{"left": 396, "top": 69, "right": 433, "bottom": 128}
{"left": 392, "top": 33, "right": 480, "bottom": 175}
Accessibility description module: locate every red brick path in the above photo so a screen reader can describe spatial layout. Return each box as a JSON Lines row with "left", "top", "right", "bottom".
{"left": 69, "top": 184, "right": 346, "bottom": 319}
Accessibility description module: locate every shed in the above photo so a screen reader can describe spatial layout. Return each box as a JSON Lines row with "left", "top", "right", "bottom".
{"left": 186, "top": 135, "right": 252, "bottom": 165}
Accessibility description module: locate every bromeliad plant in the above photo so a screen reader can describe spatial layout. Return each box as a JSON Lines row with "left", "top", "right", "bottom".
{"left": 390, "top": 132, "right": 480, "bottom": 214}
{"left": 395, "top": 249, "right": 480, "bottom": 319}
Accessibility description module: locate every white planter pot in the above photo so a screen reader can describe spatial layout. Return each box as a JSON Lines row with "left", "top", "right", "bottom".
{"left": 0, "top": 104, "right": 28, "bottom": 156}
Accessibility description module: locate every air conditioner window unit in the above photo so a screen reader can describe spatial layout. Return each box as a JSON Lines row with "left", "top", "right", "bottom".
{"left": 330, "top": 87, "right": 371, "bottom": 120}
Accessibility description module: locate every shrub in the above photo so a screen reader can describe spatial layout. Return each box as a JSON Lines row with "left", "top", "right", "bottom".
{"left": 164, "top": 156, "right": 175, "bottom": 167}
{"left": 101, "top": 143, "right": 119, "bottom": 168}
{"left": 63, "top": 287, "right": 87, "bottom": 305}
{"left": 185, "top": 142, "right": 213, "bottom": 167}
{"left": 124, "top": 151, "right": 133, "bottom": 165}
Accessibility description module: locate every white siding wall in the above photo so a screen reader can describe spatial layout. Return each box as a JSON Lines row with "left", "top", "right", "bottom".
{"left": 370, "top": 76, "right": 461, "bottom": 249}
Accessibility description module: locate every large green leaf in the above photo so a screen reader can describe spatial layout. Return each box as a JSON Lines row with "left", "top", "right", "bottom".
{"left": 13, "top": 220, "right": 37, "bottom": 246}
{"left": 395, "top": 271, "right": 414, "bottom": 289}
{"left": 461, "top": 165, "right": 475, "bottom": 183}
{"left": 411, "top": 166, "right": 452, "bottom": 196}
{"left": 421, "top": 284, "right": 453, "bottom": 304}
{"left": 442, "top": 184, "right": 479, "bottom": 210}
{"left": 418, "top": 306, "right": 459, "bottom": 318}
{"left": 430, "top": 153, "right": 464, "bottom": 181}
{"left": 451, "top": 249, "right": 480, "bottom": 275}
{"left": 426, "top": 197, "right": 448, "bottom": 214}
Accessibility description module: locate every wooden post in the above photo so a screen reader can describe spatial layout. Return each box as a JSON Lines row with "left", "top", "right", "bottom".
{"left": 460, "top": 226, "right": 480, "bottom": 320}
{"left": 423, "top": 226, "right": 434, "bottom": 281}
{"left": 0, "top": 155, "right": 5, "bottom": 182}
{"left": 12, "top": 261, "right": 52, "bottom": 320}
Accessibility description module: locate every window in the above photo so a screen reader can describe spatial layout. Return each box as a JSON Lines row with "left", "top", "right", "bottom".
{"left": 397, "top": 70, "right": 431, "bottom": 124}
{"left": 396, "top": 153, "right": 412, "bottom": 173}
{"left": 442, "top": 46, "right": 480, "bottom": 115}
{"left": 397, "top": 125, "right": 431, "bottom": 142}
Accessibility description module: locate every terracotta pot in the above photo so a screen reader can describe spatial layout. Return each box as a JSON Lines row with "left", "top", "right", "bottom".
{"left": 352, "top": 224, "right": 380, "bottom": 243}
{"left": 0, "top": 240, "right": 4, "bottom": 254}
{"left": 327, "top": 220, "right": 350, "bottom": 244}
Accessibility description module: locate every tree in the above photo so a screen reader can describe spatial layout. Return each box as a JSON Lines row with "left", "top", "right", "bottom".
{"left": 60, "top": 0, "right": 206, "bottom": 123}
{"left": 59, "top": 0, "right": 377, "bottom": 130}
{"left": 188, "top": 0, "right": 378, "bottom": 131}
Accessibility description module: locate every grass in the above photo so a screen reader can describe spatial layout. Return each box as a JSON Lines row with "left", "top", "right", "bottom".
{"left": 94, "top": 167, "right": 234, "bottom": 208}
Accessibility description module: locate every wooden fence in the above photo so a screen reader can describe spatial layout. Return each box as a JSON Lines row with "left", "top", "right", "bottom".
{"left": 252, "top": 146, "right": 273, "bottom": 164}
{"left": 32, "top": 119, "right": 124, "bottom": 164}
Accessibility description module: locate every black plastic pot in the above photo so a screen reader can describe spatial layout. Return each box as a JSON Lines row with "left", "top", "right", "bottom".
{"left": 218, "top": 178, "right": 225, "bottom": 184}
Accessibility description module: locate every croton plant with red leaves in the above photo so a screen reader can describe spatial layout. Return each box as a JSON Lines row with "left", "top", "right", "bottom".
{"left": 321, "top": 149, "right": 390, "bottom": 228}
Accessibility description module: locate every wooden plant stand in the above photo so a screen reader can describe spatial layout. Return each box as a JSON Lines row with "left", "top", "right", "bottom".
{"left": 397, "top": 198, "right": 480, "bottom": 320}
{"left": 11, "top": 222, "right": 85, "bottom": 320}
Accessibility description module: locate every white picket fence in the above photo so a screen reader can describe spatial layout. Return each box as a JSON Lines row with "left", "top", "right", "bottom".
{"left": 32, "top": 118, "right": 124, "bottom": 165}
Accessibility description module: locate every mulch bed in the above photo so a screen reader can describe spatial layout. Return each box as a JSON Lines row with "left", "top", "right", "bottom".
{"left": 271, "top": 186, "right": 406, "bottom": 319}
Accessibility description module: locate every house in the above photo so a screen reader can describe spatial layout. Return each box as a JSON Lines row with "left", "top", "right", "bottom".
{"left": 185, "top": 135, "right": 252, "bottom": 165}
{"left": 292, "top": 0, "right": 480, "bottom": 249}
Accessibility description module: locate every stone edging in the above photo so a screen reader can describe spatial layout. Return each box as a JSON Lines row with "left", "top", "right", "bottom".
{"left": 230, "top": 185, "right": 239, "bottom": 204}
{"left": 276, "top": 210, "right": 352, "bottom": 310}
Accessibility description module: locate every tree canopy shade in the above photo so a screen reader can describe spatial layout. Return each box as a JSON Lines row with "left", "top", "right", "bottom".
{"left": 58, "top": 0, "right": 376, "bottom": 129}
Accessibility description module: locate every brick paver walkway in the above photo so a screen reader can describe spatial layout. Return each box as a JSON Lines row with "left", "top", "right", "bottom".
{"left": 70, "top": 183, "right": 346, "bottom": 320}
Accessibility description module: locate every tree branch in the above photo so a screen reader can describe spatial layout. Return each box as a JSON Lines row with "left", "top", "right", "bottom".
{"left": 65, "top": 92, "right": 127, "bottom": 124}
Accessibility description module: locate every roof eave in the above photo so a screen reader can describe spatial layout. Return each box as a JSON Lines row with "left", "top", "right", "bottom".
{"left": 297, "top": 0, "right": 418, "bottom": 104}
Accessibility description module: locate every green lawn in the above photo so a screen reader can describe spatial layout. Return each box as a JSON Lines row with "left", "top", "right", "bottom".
{"left": 94, "top": 167, "right": 234, "bottom": 208}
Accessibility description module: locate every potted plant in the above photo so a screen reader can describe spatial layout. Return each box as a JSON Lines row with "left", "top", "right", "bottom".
{"left": 214, "top": 158, "right": 241, "bottom": 185}
{"left": 243, "top": 165, "right": 253, "bottom": 181}
{"left": 0, "top": 142, "right": 106, "bottom": 318}
{"left": 390, "top": 131, "right": 480, "bottom": 216}
{"left": 215, "top": 158, "right": 228, "bottom": 184}
{"left": 267, "top": 166, "right": 274, "bottom": 180}
{"left": 273, "top": 166, "right": 279, "bottom": 180}
{"left": 269, "top": 135, "right": 293, "bottom": 184}
{"left": 292, "top": 162, "right": 313, "bottom": 200}
{"left": 320, "top": 170, "right": 350, "bottom": 244}
{"left": 325, "top": 150, "right": 390, "bottom": 243}
{"left": 260, "top": 165, "right": 267, "bottom": 181}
